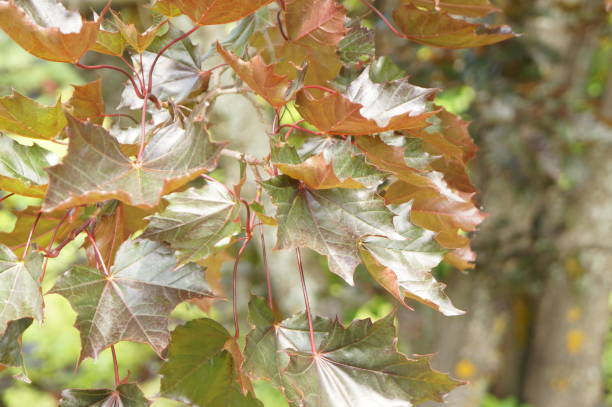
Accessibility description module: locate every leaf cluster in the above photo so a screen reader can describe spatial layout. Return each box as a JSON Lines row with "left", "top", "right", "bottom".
{"left": 0, "top": 0, "right": 515, "bottom": 405}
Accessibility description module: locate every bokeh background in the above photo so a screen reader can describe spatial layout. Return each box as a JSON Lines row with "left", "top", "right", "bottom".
{"left": 0, "top": 1, "right": 611, "bottom": 406}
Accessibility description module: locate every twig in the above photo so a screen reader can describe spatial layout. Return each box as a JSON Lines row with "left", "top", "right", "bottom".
{"left": 295, "top": 248, "right": 317, "bottom": 355}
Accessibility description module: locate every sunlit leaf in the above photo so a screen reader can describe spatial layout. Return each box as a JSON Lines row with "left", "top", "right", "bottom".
{"left": 64, "top": 80, "right": 105, "bottom": 125}
{"left": 0, "top": 0, "right": 99, "bottom": 63}
{"left": 403, "top": 0, "right": 501, "bottom": 17}
{"left": 0, "top": 244, "right": 43, "bottom": 335}
{"left": 0, "top": 92, "right": 66, "bottom": 140}
{"left": 157, "top": 0, "right": 274, "bottom": 25}
{"left": 0, "top": 318, "right": 32, "bottom": 368}
{"left": 43, "top": 116, "right": 225, "bottom": 212}
{"left": 272, "top": 139, "right": 383, "bottom": 189}
{"left": 262, "top": 175, "right": 401, "bottom": 283}
{"left": 0, "top": 135, "right": 52, "bottom": 198}
{"left": 142, "top": 179, "right": 241, "bottom": 263}
{"left": 244, "top": 297, "right": 461, "bottom": 406}
{"left": 296, "top": 67, "right": 437, "bottom": 135}
{"left": 51, "top": 239, "right": 217, "bottom": 361}
{"left": 113, "top": 12, "right": 167, "bottom": 54}
{"left": 218, "top": 44, "right": 295, "bottom": 108}
{"left": 393, "top": 4, "right": 516, "bottom": 48}
{"left": 59, "top": 383, "right": 149, "bottom": 407}
{"left": 358, "top": 205, "right": 462, "bottom": 315}
{"left": 160, "top": 318, "right": 262, "bottom": 407}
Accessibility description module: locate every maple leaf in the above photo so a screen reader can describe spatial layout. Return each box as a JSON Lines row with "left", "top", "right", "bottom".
{"left": 90, "top": 15, "right": 126, "bottom": 57}
{"left": 160, "top": 318, "right": 263, "bottom": 407}
{"left": 64, "top": 80, "right": 105, "bottom": 125}
{"left": 386, "top": 181, "right": 485, "bottom": 233}
{"left": 43, "top": 116, "right": 225, "bottom": 212}
{"left": 296, "top": 67, "right": 437, "bottom": 135}
{"left": 0, "top": 318, "right": 32, "bottom": 369}
{"left": 393, "top": 4, "right": 516, "bottom": 48}
{"left": 50, "top": 239, "right": 217, "bottom": 361}
{"left": 250, "top": 0, "right": 346, "bottom": 88}
{"left": 411, "top": 109, "right": 478, "bottom": 193}
{"left": 112, "top": 12, "right": 167, "bottom": 54}
{"left": 272, "top": 139, "right": 383, "bottom": 189}
{"left": 84, "top": 202, "right": 150, "bottom": 268}
{"left": 0, "top": 135, "right": 52, "bottom": 198}
{"left": 244, "top": 297, "right": 462, "bottom": 406}
{"left": 142, "top": 179, "right": 241, "bottom": 263}
{"left": 403, "top": 0, "right": 501, "bottom": 17}
{"left": 262, "top": 175, "right": 402, "bottom": 283}
{"left": 358, "top": 205, "right": 463, "bottom": 316}
{"left": 217, "top": 44, "right": 295, "bottom": 109}
{"left": 0, "top": 244, "right": 43, "bottom": 336}
{"left": 284, "top": 0, "right": 346, "bottom": 45}
{"left": 59, "top": 384, "right": 149, "bottom": 407}
{"left": 0, "top": 0, "right": 99, "bottom": 63}
{"left": 0, "top": 206, "right": 82, "bottom": 252}
{"left": 339, "top": 27, "right": 375, "bottom": 65}
{"left": 156, "top": 0, "right": 274, "bottom": 26}
{"left": 0, "top": 91, "right": 66, "bottom": 140}
{"left": 120, "top": 29, "right": 205, "bottom": 109}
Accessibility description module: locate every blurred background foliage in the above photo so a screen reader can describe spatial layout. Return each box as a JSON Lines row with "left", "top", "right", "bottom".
{"left": 0, "top": 0, "right": 611, "bottom": 406}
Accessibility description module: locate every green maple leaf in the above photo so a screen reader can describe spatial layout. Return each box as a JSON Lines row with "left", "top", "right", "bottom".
{"left": 262, "top": 175, "right": 402, "bottom": 283}
{"left": 160, "top": 318, "right": 263, "bottom": 407}
{"left": 0, "top": 135, "right": 53, "bottom": 198}
{"left": 0, "top": 244, "right": 43, "bottom": 335}
{"left": 142, "top": 179, "right": 241, "bottom": 263}
{"left": 51, "top": 239, "right": 217, "bottom": 361}
{"left": 43, "top": 116, "right": 225, "bottom": 212}
{"left": 0, "top": 318, "right": 32, "bottom": 368}
{"left": 0, "top": 91, "right": 67, "bottom": 140}
{"left": 59, "top": 383, "right": 149, "bottom": 407}
{"left": 244, "top": 297, "right": 461, "bottom": 406}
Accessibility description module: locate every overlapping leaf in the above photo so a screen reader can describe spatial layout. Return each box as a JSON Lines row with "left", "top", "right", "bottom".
{"left": 296, "top": 67, "right": 437, "bottom": 135}
{"left": 51, "top": 239, "right": 217, "bottom": 361}
{"left": 156, "top": 0, "right": 274, "bottom": 25}
{"left": 112, "top": 13, "right": 167, "bottom": 54}
{"left": 160, "top": 318, "right": 262, "bottom": 407}
{"left": 0, "top": 92, "right": 66, "bottom": 140}
{"left": 0, "top": 0, "right": 99, "bottom": 63}
{"left": 142, "top": 179, "right": 241, "bottom": 263}
{"left": 217, "top": 44, "right": 295, "bottom": 109}
{"left": 0, "top": 206, "right": 82, "bottom": 251}
{"left": 244, "top": 297, "right": 461, "bottom": 406}
{"left": 0, "top": 244, "right": 43, "bottom": 335}
{"left": 358, "top": 205, "right": 462, "bottom": 316}
{"left": 250, "top": 0, "right": 346, "bottom": 88}
{"left": 0, "top": 318, "right": 32, "bottom": 368}
{"left": 59, "top": 384, "right": 149, "bottom": 407}
{"left": 120, "top": 29, "right": 205, "bottom": 109}
{"left": 43, "top": 116, "right": 225, "bottom": 212}
{"left": 64, "top": 80, "right": 105, "bottom": 125}
{"left": 393, "top": 4, "right": 516, "bottom": 48}
{"left": 272, "top": 139, "right": 383, "bottom": 189}
{"left": 263, "top": 175, "right": 402, "bottom": 283}
{"left": 0, "top": 135, "right": 52, "bottom": 198}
